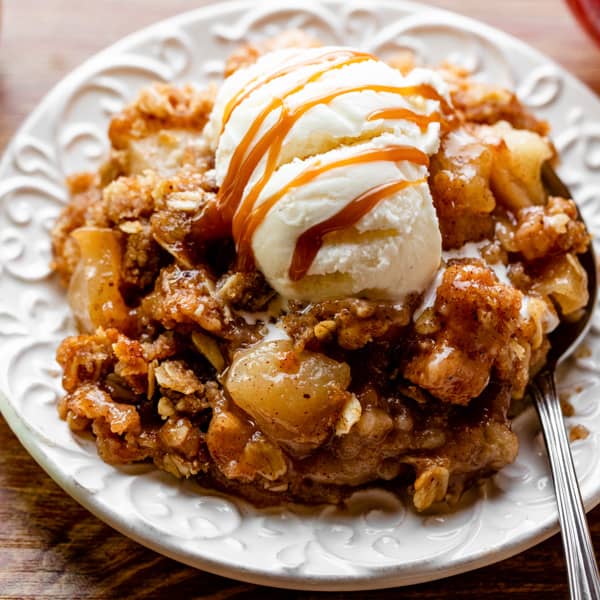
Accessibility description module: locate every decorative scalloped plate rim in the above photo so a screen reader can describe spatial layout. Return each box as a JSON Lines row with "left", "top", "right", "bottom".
{"left": 1, "top": 0, "right": 600, "bottom": 591}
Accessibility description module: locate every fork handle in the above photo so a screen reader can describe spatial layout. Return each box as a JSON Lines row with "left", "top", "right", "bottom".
{"left": 533, "top": 370, "right": 600, "bottom": 600}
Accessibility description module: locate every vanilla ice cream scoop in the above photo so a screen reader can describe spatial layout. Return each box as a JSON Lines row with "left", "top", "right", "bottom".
{"left": 204, "top": 46, "right": 449, "bottom": 301}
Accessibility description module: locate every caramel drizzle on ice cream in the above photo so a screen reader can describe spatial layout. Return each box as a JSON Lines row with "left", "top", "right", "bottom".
{"left": 220, "top": 49, "right": 374, "bottom": 135}
{"left": 213, "top": 49, "right": 449, "bottom": 278}
{"left": 235, "top": 146, "right": 430, "bottom": 272}
{"left": 289, "top": 175, "right": 428, "bottom": 281}
{"left": 217, "top": 50, "right": 375, "bottom": 224}
{"left": 367, "top": 107, "right": 442, "bottom": 131}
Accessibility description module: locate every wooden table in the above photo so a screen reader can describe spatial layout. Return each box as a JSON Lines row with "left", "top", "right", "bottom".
{"left": 1, "top": 1, "right": 600, "bottom": 598}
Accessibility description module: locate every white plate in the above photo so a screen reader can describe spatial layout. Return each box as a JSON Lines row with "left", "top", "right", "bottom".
{"left": 1, "top": 0, "right": 600, "bottom": 591}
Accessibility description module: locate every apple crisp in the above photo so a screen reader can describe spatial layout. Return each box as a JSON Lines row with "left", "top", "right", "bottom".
{"left": 52, "top": 32, "right": 590, "bottom": 511}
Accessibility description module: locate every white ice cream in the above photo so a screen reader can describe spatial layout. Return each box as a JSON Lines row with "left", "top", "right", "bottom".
{"left": 204, "top": 46, "right": 448, "bottom": 301}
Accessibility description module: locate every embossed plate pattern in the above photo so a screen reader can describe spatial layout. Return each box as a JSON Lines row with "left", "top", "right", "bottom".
{"left": 1, "top": 0, "right": 600, "bottom": 591}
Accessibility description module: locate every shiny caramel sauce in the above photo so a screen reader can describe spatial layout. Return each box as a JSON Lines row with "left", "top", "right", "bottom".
{"left": 210, "top": 50, "right": 451, "bottom": 278}
{"left": 235, "top": 146, "right": 429, "bottom": 272}
{"left": 229, "top": 84, "right": 439, "bottom": 243}
{"left": 221, "top": 82, "right": 446, "bottom": 239}
{"left": 218, "top": 50, "right": 375, "bottom": 224}
{"left": 367, "top": 108, "right": 442, "bottom": 132}
{"left": 289, "top": 176, "right": 427, "bottom": 281}
{"left": 220, "top": 49, "right": 375, "bottom": 134}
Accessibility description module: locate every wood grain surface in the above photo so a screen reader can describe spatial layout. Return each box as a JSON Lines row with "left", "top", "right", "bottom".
{"left": 1, "top": 1, "right": 600, "bottom": 598}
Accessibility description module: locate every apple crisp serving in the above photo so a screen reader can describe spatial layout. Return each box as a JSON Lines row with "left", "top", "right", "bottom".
{"left": 52, "top": 32, "right": 590, "bottom": 511}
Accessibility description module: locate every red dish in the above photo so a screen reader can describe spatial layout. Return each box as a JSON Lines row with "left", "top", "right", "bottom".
{"left": 566, "top": 0, "right": 600, "bottom": 47}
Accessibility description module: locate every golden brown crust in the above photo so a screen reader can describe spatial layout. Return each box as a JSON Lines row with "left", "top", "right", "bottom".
{"left": 108, "top": 83, "right": 215, "bottom": 150}
{"left": 404, "top": 262, "right": 522, "bottom": 405}
{"left": 139, "top": 265, "right": 228, "bottom": 333}
{"left": 441, "top": 64, "right": 549, "bottom": 135}
{"left": 223, "top": 29, "right": 321, "bottom": 77}
{"left": 511, "top": 197, "right": 590, "bottom": 261}
{"left": 429, "top": 126, "right": 496, "bottom": 249}
{"left": 283, "top": 298, "right": 413, "bottom": 351}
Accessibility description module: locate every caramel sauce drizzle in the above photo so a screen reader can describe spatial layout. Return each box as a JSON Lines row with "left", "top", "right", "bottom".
{"left": 289, "top": 176, "right": 427, "bottom": 281}
{"left": 235, "top": 146, "right": 429, "bottom": 271}
{"left": 218, "top": 51, "right": 375, "bottom": 223}
{"left": 220, "top": 83, "right": 445, "bottom": 235}
{"left": 213, "top": 50, "right": 451, "bottom": 278}
{"left": 220, "top": 49, "right": 375, "bottom": 134}
{"left": 367, "top": 108, "right": 442, "bottom": 131}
